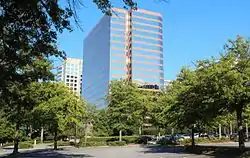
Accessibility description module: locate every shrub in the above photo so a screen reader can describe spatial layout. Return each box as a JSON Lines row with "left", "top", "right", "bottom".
{"left": 122, "top": 136, "right": 139, "bottom": 144}
{"left": 79, "top": 141, "right": 107, "bottom": 147}
{"left": 107, "top": 141, "right": 126, "bottom": 146}
{"left": 57, "top": 141, "right": 71, "bottom": 146}
{"left": 19, "top": 142, "right": 33, "bottom": 149}
{"left": 180, "top": 137, "right": 231, "bottom": 145}
{"left": 3, "top": 142, "right": 14, "bottom": 147}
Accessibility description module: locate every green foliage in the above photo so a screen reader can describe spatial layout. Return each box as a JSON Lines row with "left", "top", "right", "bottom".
{"left": 166, "top": 36, "right": 250, "bottom": 149}
{"left": 107, "top": 141, "right": 126, "bottom": 146}
{"left": 19, "top": 142, "right": 33, "bottom": 149}
{"left": 180, "top": 137, "right": 231, "bottom": 145}
{"left": 89, "top": 107, "right": 111, "bottom": 136}
{"left": 32, "top": 82, "right": 87, "bottom": 132}
{"left": 84, "top": 136, "right": 139, "bottom": 144}
{"left": 0, "top": 110, "right": 14, "bottom": 143}
{"left": 79, "top": 141, "right": 107, "bottom": 147}
{"left": 106, "top": 80, "right": 145, "bottom": 134}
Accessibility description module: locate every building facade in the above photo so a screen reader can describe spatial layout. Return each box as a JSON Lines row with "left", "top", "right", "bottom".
{"left": 83, "top": 8, "right": 164, "bottom": 108}
{"left": 56, "top": 58, "right": 83, "bottom": 96}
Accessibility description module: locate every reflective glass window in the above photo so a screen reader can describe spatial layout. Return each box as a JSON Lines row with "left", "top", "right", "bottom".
{"left": 132, "top": 18, "right": 161, "bottom": 27}
{"left": 133, "top": 43, "right": 162, "bottom": 51}
{"left": 132, "top": 76, "right": 161, "bottom": 83}
{"left": 133, "top": 30, "right": 162, "bottom": 39}
{"left": 110, "top": 35, "right": 124, "bottom": 42}
{"left": 110, "top": 68, "right": 125, "bottom": 75}
{"left": 110, "top": 42, "right": 125, "bottom": 48}
{"left": 132, "top": 49, "right": 162, "bottom": 58}
{"left": 110, "top": 62, "right": 125, "bottom": 68}
{"left": 133, "top": 12, "right": 162, "bottom": 21}
{"left": 133, "top": 62, "right": 163, "bottom": 70}
{"left": 133, "top": 36, "right": 162, "bottom": 45}
{"left": 111, "top": 29, "right": 125, "bottom": 35}
{"left": 133, "top": 56, "right": 163, "bottom": 64}
{"left": 133, "top": 23, "right": 161, "bottom": 32}
{"left": 111, "top": 17, "right": 125, "bottom": 23}
{"left": 133, "top": 69, "right": 163, "bottom": 77}
{"left": 110, "top": 49, "right": 125, "bottom": 55}
{"left": 111, "top": 55, "right": 125, "bottom": 61}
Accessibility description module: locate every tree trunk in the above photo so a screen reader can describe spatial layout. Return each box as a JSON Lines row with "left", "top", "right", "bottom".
{"left": 13, "top": 123, "right": 20, "bottom": 154}
{"left": 40, "top": 126, "right": 44, "bottom": 143}
{"left": 219, "top": 124, "right": 222, "bottom": 139}
{"left": 237, "top": 108, "right": 245, "bottom": 151}
{"left": 191, "top": 127, "right": 195, "bottom": 147}
{"left": 54, "top": 129, "right": 58, "bottom": 150}
{"left": 74, "top": 124, "right": 77, "bottom": 147}
{"left": 29, "top": 125, "right": 32, "bottom": 138}
{"left": 246, "top": 123, "right": 249, "bottom": 142}
{"left": 139, "top": 127, "right": 141, "bottom": 135}
{"left": 230, "top": 122, "right": 233, "bottom": 135}
{"left": 119, "top": 130, "right": 122, "bottom": 142}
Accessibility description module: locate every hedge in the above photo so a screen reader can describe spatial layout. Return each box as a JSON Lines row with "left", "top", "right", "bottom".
{"left": 85, "top": 136, "right": 139, "bottom": 144}
{"left": 79, "top": 141, "right": 107, "bottom": 147}
{"left": 107, "top": 141, "right": 126, "bottom": 146}
{"left": 3, "top": 141, "right": 34, "bottom": 149}
{"left": 180, "top": 137, "right": 231, "bottom": 145}
{"left": 19, "top": 142, "right": 33, "bottom": 149}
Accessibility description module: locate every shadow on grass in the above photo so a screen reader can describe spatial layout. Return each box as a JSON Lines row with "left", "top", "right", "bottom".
{"left": 0, "top": 148, "right": 94, "bottom": 158}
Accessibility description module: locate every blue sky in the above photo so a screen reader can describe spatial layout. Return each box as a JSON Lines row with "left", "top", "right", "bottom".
{"left": 58, "top": 0, "right": 250, "bottom": 80}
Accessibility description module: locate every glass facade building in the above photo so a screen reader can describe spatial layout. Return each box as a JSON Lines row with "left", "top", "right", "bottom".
{"left": 56, "top": 58, "right": 83, "bottom": 96}
{"left": 83, "top": 8, "right": 164, "bottom": 108}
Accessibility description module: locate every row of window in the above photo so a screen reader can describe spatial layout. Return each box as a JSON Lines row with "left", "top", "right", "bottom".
{"left": 112, "top": 16, "right": 162, "bottom": 27}
{"left": 112, "top": 10, "right": 162, "bottom": 21}
{"left": 111, "top": 34, "right": 162, "bottom": 45}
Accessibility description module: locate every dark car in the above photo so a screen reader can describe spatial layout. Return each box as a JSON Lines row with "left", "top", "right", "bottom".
{"left": 137, "top": 136, "right": 153, "bottom": 144}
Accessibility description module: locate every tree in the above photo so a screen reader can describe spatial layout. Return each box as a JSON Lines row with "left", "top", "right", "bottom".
{"left": 32, "top": 83, "right": 87, "bottom": 150}
{"left": 106, "top": 80, "right": 143, "bottom": 137}
{"left": 91, "top": 108, "right": 111, "bottom": 136}
{"left": 167, "top": 36, "right": 250, "bottom": 150}
{"left": 204, "top": 36, "right": 250, "bottom": 150}
{"left": 0, "top": 0, "right": 136, "bottom": 153}
{"left": 0, "top": 110, "right": 14, "bottom": 146}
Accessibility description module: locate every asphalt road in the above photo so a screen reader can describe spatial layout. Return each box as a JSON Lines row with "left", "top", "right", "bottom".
{"left": 2, "top": 142, "right": 248, "bottom": 158}
{"left": 0, "top": 145, "right": 214, "bottom": 158}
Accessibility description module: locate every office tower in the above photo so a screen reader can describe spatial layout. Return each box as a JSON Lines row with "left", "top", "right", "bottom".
{"left": 56, "top": 58, "right": 83, "bottom": 96}
{"left": 83, "top": 8, "right": 164, "bottom": 108}
{"left": 164, "top": 79, "right": 171, "bottom": 88}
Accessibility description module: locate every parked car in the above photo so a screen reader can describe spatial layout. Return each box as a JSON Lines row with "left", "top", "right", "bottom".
{"left": 138, "top": 136, "right": 153, "bottom": 144}
{"left": 69, "top": 136, "right": 80, "bottom": 144}
{"left": 148, "top": 138, "right": 157, "bottom": 145}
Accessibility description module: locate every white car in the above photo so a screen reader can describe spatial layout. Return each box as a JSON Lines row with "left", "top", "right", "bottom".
{"left": 69, "top": 136, "right": 80, "bottom": 144}
{"left": 181, "top": 134, "right": 191, "bottom": 139}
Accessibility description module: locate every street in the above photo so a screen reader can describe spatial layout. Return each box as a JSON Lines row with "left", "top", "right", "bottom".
{"left": 0, "top": 145, "right": 213, "bottom": 158}
{"left": 2, "top": 142, "right": 250, "bottom": 158}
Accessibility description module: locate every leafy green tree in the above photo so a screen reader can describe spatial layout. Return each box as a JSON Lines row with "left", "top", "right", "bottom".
{"left": 106, "top": 80, "right": 143, "bottom": 136}
{"left": 32, "top": 83, "right": 87, "bottom": 149}
{"left": 167, "top": 36, "right": 250, "bottom": 150}
{"left": 90, "top": 108, "right": 111, "bottom": 136}
{"left": 0, "top": 110, "right": 14, "bottom": 145}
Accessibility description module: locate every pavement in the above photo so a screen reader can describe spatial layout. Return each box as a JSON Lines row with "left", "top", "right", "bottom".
{"left": 0, "top": 144, "right": 213, "bottom": 158}
{"left": 0, "top": 142, "right": 248, "bottom": 158}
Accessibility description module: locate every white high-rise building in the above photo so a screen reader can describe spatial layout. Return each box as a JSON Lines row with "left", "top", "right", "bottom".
{"left": 56, "top": 58, "right": 83, "bottom": 96}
